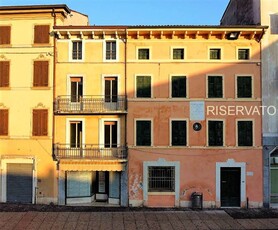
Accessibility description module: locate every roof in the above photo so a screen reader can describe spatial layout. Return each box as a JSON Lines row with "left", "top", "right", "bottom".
{"left": 0, "top": 4, "right": 71, "bottom": 14}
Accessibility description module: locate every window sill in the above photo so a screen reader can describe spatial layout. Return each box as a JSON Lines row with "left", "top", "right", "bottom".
{"left": 0, "top": 135, "right": 9, "bottom": 139}
{"left": 0, "top": 87, "right": 11, "bottom": 90}
{"left": 31, "top": 87, "right": 51, "bottom": 90}
{"left": 32, "top": 43, "right": 51, "bottom": 47}
{"left": 0, "top": 44, "right": 12, "bottom": 47}
{"left": 148, "top": 192, "right": 175, "bottom": 195}
{"left": 31, "top": 136, "right": 50, "bottom": 139}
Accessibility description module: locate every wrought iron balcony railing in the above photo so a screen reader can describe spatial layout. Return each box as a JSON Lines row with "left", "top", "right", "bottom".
{"left": 54, "top": 95, "right": 127, "bottom": 114}
{"left": 53, "top": 144, "right": 127, "bottom": 160}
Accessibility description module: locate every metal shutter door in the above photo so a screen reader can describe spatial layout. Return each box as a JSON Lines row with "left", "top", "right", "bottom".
{"left": 6, "top": 163, "right": 33, "bottom": 203}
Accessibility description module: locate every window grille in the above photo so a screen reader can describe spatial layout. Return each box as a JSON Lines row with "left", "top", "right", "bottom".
{"left": 148, "top": 166, "right": 175, "bottom": 192}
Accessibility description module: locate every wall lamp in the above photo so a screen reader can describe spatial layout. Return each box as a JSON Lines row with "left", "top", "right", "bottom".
{"left": 226, "top": 31, "right": 240, "bottom": 40}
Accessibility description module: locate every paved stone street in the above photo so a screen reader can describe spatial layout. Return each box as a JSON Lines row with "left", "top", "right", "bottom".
{"left": 0, "top": 210, "right": 277, "bottom": 230}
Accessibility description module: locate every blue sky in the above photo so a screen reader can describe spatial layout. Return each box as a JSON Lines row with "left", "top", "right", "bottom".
{"left": 0, "top": 0, "right": 230, "bottom": 25}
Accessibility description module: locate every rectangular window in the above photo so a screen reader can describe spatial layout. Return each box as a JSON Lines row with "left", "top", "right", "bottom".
{"left": 173, "top": 48, "right": 184, "bottom": 59}
{"left": 237, "top": 76, "right": 252, "bottom": 98}
{"left": 0, "top": 109, "right": 8, "bottom": 135}
{"left": 171, "top": 76, "right": 186, "bottom": 98}
{"left": 136, "top": 120, "right": 151, "bottom": 146}
{"left": 34, "top": 25, "right": 49, "bottom": 44}
{"left": 148, "top": 166, "right": 175, "bottom": 192}
{"left": 138, "top": 48, "right": 150, "bottom": 60}
{"left": 238, "top": 49, "right": 250, "bottom": 60}
{"left": 33, "top": 61, "right": 49, "bottom": 87}
{"left": 70, "top": 121, "right": 82, "bottom": 148}
{"left": 72, "top": 41, "right": 82, "bottom": 60}
{"left": 0, "top": 61, "right": 10, "bottom": 87}
{"left": 106, "top": 41, "right": 116, "bottom": 60}
{"left": 210, "top": 48, "right": 221, "bottom": 60}
{"left": 32, "top": 109, "right": 48, "bottom": 136}
{"left": 171, "top": 120, "right": 187, "bottom": 146}
{"left": 136, "top": 76, "right": 151, "bottom": 98}
{"left": 208, "top": 120, "right": 223, "bottom": 146}
{"left": 208, "top": 76, "right": 223, "bottom": 98}
{"left": 70, "top": 77, "right": 83, "bottom": 102}
{"left": 238, "top": 121, "right": 253, "bottom": 146}
{"left": 0, "top": 26, "right": 11, "bottom": 45}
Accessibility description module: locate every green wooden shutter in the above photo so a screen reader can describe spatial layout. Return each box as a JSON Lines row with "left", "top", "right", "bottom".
{"left": 238, "top": 121, "right": 252, "bottom": 146}
{"left": 172, "top": 76, "right": 186, "bottom": 97}
{"left": 209, "top": 121, "right": 223, "bottom": 146}
{"left": 238, "top": 77, "right": 252, "bottom": 98}
{"left": 137, "top": 76, "right": 151, "bottom": 98}
{"left": 136, "top": 120, "right": 151, "bottom": 146}
{"left": 171, "top": 121, "right": 186, "bottom": 146}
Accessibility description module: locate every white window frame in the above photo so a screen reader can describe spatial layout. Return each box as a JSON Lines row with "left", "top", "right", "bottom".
{"left": 134, "top": 74, "right": 153, "bottom": 98}
{"left": 236, "top": 119, "right": 255, "bottom": 147}
{"left": 207, "top": 119, "right": 225, "bottom": 147}
{"left": 99, "top": 118, "right": 121, "bottom": 148}
{"left": 169, "top": 118, "right": 189, "bottom": 146}
{"left": 69, "top": 40, "right": 85, "bottom": 62}
{"left": 235, "top": 75, "right": 254, "bottom": 99}
{"left": 66, "top": 118, "right": 86, "bottom": 146}
{"left": 103, "top": 39, "right": 119, "bottom": 62}
{"left": 1, "top": 158, "right": 36, "bottom": 203}
{"left": 134, "top": 118, "right": 153, "bottom": 146}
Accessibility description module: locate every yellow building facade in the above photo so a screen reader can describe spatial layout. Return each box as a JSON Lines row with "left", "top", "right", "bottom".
{"left": 0, "top": 5, "right": 87, "bottom": 204}
{"left": 53, "top": 26, "right": 128, "bottom": 205}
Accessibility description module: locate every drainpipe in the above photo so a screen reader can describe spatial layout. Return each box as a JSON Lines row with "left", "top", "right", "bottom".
{"left": 52, "top": 7, "right": 57, "bottom": 157}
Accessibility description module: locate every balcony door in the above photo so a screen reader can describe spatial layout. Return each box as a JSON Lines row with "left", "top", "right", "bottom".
{"left": 104, "top": 77, "right": 117, "bottom": 110}
{"left": 70, "top": 121, "right": 82, "bottom": 148}
{"left": 104, "top": 121, "right": 118, "bottom": 148}
{"left": 70, "top": 77, "right": 83, "bottom": 102}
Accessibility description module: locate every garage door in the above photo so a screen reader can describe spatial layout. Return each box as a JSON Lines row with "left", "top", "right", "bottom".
{"left": 6, "top": 163, "right": 33, "bottom": 203}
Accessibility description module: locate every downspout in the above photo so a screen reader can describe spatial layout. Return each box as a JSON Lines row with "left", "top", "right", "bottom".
{"left": 124, "top": 28, "right": 128, "bottom": 207}
{"left": 52, "top": 7, "right": 57, "bottom": 156}
{"left": 51, "top": 8, "right": 58, "bottom": 202}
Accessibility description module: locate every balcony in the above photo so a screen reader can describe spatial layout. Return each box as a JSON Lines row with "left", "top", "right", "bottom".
{"left": 53, "top": 144, "right": 127, "bottom": 161}
{"left": 54, "top": 95, "right": 127, "bottom": 114}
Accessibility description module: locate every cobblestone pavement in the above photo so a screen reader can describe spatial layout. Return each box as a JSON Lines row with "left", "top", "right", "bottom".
{"left": 0, "top": 210, "right": 278, "bottom": 230}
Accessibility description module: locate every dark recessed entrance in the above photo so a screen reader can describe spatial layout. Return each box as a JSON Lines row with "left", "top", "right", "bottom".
{"left": 221, "top": 167, "right": 241, "bottom": 207}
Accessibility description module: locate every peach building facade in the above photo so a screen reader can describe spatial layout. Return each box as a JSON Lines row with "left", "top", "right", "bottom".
{"left": 126, "top": 26, "right": 266, "bottom": 208}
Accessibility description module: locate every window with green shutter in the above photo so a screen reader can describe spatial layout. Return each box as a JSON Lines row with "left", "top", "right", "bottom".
{"left": 238, "top": 49, "right": 250, "bottom": 60}
{"left": 72, "top": 41, "right": 82, "bottom": 60}
{"left": 238, "top": 121, "right": 253, "bottom": 146}
{"left": 138, "top": 48, "right": 150, "bottom": 60}
{"left": 173, "top": 48, "right": 184, "bottom": 59}
{"left": 171, "top": 76, "right": 186, "bottom": 98}
{"left": 136, "top": 76, "right": 151, "bottom": 98}
{"left": 136, "top": 120, "right": 151, "bottom": 146}
{"left": 171, "top": 120, "right": 187, "bottom": 146}
{"left": 210, "top": 48, "right": 221, "bottom": 60}
{"left": 208, "top": 120, "right": 223, "bottom": 146}
{"left": 237, "top": 76, "right": 252, "bottom": 98}
{"left": 208, "top": 76, "right": 223, "bottom": 98}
